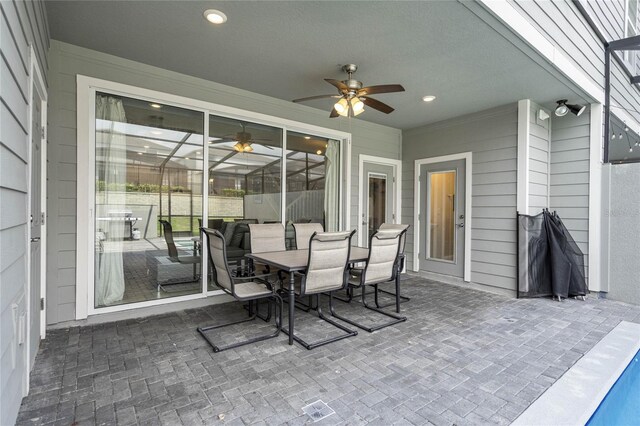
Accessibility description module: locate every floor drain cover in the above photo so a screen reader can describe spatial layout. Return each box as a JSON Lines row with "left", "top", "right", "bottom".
{"left": 302, "top": 400, "right": 335, "bottom": 422}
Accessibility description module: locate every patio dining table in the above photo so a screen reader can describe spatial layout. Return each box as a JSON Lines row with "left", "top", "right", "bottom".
{"left": 246, "top": 247, "right": 370, "bottom": 345}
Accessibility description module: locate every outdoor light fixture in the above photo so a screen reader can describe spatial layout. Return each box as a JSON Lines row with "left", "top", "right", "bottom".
{"left": 555, "top": 100, "right": 586, "bottom": 117}
{"left": 203, "top": 9, "right": 227, "bottom": 24}
{"left": 538, "top": 109, "right": 550, "bottom": 121}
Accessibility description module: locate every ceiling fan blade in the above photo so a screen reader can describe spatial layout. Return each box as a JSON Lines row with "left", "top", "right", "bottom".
{"left": 292, "top": 94, "right": 340, "bottom": 103}
{"left": 361, "top": 96, "right": 395, "bottom": 114}
{"left": 324, "top": 78, "right": 348, "bottom": 92}
{"left": 357, "top": 84, "right": 405, "bottom": 96}
{"left": 329, "top": 108, "right": 339, "bottom": 118}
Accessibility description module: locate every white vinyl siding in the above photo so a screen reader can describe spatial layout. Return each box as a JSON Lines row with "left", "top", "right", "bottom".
{"left": 46, "top": 40, "right": 401, "bottom": 324}
{"left": 403, "top": 104, "right": 518, "bottom": 293}
{"left": 0, "top": 1, "right": 49, "bottom": 424}
{"left": 550, "top": 111, "right": 591, "bottom": 283}
{"left": 528, "top": 102, "right": 550, "bottom": 214}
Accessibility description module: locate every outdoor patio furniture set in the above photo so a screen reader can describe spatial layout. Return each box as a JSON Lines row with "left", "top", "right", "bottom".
{"left": 197, "top": 222, "right": 410, "bottom": 351}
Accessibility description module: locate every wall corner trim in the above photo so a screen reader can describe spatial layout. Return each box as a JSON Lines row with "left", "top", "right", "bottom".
{"left": 517, "top": 99, "right": 531, "bottom": 215}
{"left": 588, "top": 103, "right": 604, "bottom": 292}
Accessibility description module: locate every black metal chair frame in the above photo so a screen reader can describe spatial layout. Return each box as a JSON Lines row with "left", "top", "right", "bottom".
{"left": 282, "top": 230, "right": 358, "bottom": 350}
{"left": 330, "top": 229, "right": 408, "bottom": 333}
{"left": 197, "top": 228, "right": 282, "bottom": 353}
{"left": 373, "top": 224, "right": 411, "bottom": 307}
{"left": 158, "top": 220, "right": 201, "bottom": 291}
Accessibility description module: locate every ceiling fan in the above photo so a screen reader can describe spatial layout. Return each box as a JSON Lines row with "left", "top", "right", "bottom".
{"left": 292, "top": 64, "right": 405, "bottom": 118}
{"left": 216, "top": 123, "right": 273, "bottom": 152}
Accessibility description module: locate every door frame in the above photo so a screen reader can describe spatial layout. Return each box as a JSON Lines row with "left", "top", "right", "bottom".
{"left": 414, "top": 153, "right": 472, "bottom": 282}
{"left": 358, "top": 155, "right": 402, "bottom": 247}
{"left": 26, "top": 46, "right": 48, "bottom": 392}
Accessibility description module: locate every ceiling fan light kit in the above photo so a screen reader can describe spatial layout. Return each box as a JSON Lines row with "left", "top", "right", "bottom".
{"left": 293, "top": 63, "right": 405, "bottom": 118}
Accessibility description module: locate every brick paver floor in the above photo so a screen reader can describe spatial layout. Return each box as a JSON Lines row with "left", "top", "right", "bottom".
{"left": 16, "top": 276, "right": 640, "bottom": 425}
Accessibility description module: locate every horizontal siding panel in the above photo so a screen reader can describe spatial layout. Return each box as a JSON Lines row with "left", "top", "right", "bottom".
{"left": 551, "top": 184, "right": 589, "bottom": 196}
{"left": 551, "top": 138, "right": 591, "bottom": 152}
{"left": 0, "top": 12, "right": 29, "bottom": 94}
{"left": 471, "top": 271, "right": 515, "bottom": 290}
{"left": 529, "top": 183, "right": 547, "bottom": 196}
{"left": 472, "top": 171, "right": 517, "bottom": 185}
{"left": 472, "top": 218, "right": 516, "bottom": 230}
{"left": 530, "top": 159, "right": 548, "bottom": 174}
{"left": 472, "top": 261, "right": 516, "bottom": 279}
{"left": 472, "top": 240, "right": 515, "bottom": 255}
{"left": 548, "top": 206, "right": 589, "bottom": 220}
{"left": 472, "top": 195, "right": 516, "bottom": 207}
{"left": 530, "top": 146, "right": 548, "bottom": 162}
{"left": 550, "top": 160, "right": 590, "bottom": 174}
{"left": 473, "top": 229, "right": 516, "bottom": 243}
{"left": 472, "top": 183, "right": 516, "bottom": 196}
{"left": 472, "top": 251, "right": 516, "bottom": 266}
{"left": 0, "top": 145, "right": 27, "bottom": 192}
{"left": 0, "top": 224, "right": 26, "bottom": 273}
{"left": 473, "top": 159, "right": 516, "bottom": 174}
{"left": 1, "top": 59, "right": 28, "bottom": 130}
{"left": 0, "top": 102, "right": 28, "bottom": 161}
{"left": 0, "top": 189, "right": 27, "bottom": 230}
{"left": 474, "top": 147, "right": 516, "bottom": 163}
{"left": 551, "top": 149, "right": 590, "bottom": 163}
{"left": 472, "top": 207, "right": 516, "bottom": 219}
{"left": 530, "top": 171, "right": 548, "bottom": 184}
{"left": 550, "top": 172, "right": 589, "bottom": 185}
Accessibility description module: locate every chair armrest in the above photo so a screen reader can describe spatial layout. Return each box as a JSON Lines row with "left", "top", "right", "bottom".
{"left": 242, "top": 232, "right": 251, "bottom": 250}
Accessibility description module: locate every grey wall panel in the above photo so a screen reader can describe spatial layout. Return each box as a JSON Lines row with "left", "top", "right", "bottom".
{"left": 46, "top": 40, "right": 401, "bottom": 325}
{"left": 550, "top": 111, "right": 591, "bottom": 281}
{"left": 602, "top": 163, "right": 640, "bottom": 304}
{"left": 0, "top": 1, "right": 49, "bottom": 424}
{"left": 402, "top": 104, "right": 518, "bottom": 291}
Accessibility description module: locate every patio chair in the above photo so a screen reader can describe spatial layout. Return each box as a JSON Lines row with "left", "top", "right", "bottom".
{"left": 375, "top": 223, "right": 411, "bottom": 307}
{"left": 248, "top": 223, "right": 286, "bottom": 274}
{"left": 292, "top": 222, "right": 324, "bottom": 250}
{"left": 330, "top": 228, "right": 408, "bottom": 332}
{"left": 197, "top": 228, "right": 282, "bottom": 353}
{"left": 284, "top": 230, "right": 358, "bottom": 349}
{"left": 158, "top": 220, "right": 200, "bottom": 289}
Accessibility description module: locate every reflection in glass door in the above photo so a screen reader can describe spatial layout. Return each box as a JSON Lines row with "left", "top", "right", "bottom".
{"left": 94, "top": 94, "right": 204, "bottom": 308}
{"left": 428, "top": 171, "right": 456, "bottom": 262}
{"left": 368, "top": 174, "right": 387, "bottom": 240}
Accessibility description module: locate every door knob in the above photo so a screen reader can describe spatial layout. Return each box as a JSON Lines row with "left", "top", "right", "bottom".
{"left": 456, "top": 223, "right": 464, "bottom": 228}
{"left": 31, "top": 237, "right": 41, "bottom": 242}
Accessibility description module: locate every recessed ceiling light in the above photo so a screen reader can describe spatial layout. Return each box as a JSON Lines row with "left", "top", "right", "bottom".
{"left": 204, "top": 9, "right": 227, "bottom": 24}
{"left": 422, "top": 95, "right": 436, "bottom": 102}
{"left": 316, "top": 150, "right": 322, "bottom": 155}
{"left": 151, "top": 130, "right": 163, "bottom": 135}
{"left": 137, "top": 152, "right": 143, "bottom": 155}
{"left": 304, "top": 136, "right": 311, "bottom": 140}
{"left": 149, "top": 103, "right": 162, "bottom": 109}
{"left": 144, "top": 145, "right": 150, "bottom": 149}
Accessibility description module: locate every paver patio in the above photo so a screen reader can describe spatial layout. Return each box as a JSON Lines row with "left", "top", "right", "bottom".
{"left": 16, "top": 276, "right": 640, "bottom": 425}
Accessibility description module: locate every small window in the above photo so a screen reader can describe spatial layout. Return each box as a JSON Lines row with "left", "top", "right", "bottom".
{"left": 625, "top": 0, "right": 639, "bottom": 65}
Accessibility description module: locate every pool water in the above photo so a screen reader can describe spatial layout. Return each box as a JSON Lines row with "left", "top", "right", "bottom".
{"left": 587, "top": 349, "right": 640, "bottom": 426}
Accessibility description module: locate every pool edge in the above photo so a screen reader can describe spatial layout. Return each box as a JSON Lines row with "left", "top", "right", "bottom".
{"left": 512, "top": 320, "right": 640, "bottom": 426}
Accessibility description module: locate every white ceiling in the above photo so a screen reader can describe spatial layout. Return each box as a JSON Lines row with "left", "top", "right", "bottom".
{"left": 46, "top": 1, "right": 586, "bottom": 130}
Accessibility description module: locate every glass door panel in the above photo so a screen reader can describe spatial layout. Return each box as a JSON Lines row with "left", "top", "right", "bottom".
{"left": 94, "top": 93, "right": 204, "bottom": 308}
{"left": 207, "top": 115, "right": 283, "bottom": 290}
{"left": 428, "top": 171, "right": 456, "bottom": 262}
{"left": 368, "top": 175, "right": 387, "bottom": 240}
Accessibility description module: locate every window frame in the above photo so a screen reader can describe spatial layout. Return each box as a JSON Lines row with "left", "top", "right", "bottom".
{"left": 624, "top": 0, "right": 639, "bottom": 66}
{"left": 76, "top": 75, "right": 351, "bottom": 319}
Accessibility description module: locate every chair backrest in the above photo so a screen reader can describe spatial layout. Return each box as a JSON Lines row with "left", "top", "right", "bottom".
{"left": 293, "top": 223, "right": 324, "bottom": 250}
{"left": 379, "top": 223, "right": 410, "bottom": 254}
{"left": 362, "top": 229, "right": 406, "bottom": 285}
{"left": 159, "top": 220, "right": 179, "bottom": 258}
{"left": 302, "top": 230, "right": 355, "bottom": 295}
{"left": 201, "top": 228, "right": 233, "bottom": 293}
{"left": 249, "top": 223, "right": 286, "bottom": 253}
{"left": 235, "top": 218, "right": 258, "bottom": 224}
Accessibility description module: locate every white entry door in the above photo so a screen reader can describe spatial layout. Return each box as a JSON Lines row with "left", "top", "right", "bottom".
{"left": 29, "top": 86, "right": 44, "bottom": 365}
{"left": 419, "top": 159, "right": 466, "bottom": 278}
{"left": 360, "top": 159, "right": 397, "bottom": 247}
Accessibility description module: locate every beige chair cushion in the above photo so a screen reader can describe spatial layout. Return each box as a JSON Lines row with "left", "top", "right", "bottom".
{"left": 363, "top": 229, "right": 401, "bottom": 285}
{"left": 304, "top": 231, "right": 352, "bottom": 294}
{"left": 293, "top": 223, "right": 324, "bottom": 249}
{"left": 249, "top": 223, "right": 286, "bottom": 253}
{"left": 234, "top": 281, "right": 273, "bottom": 299}
{"left": 379, "top": 223, "right": 409, "bottom": 254}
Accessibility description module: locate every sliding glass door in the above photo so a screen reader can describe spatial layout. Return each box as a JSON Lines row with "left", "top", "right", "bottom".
{"left": 94, "top": 93, "right": 204, "bottom": 308}
{"left": 87, "top": 85, "right": 346, "bottom": 313}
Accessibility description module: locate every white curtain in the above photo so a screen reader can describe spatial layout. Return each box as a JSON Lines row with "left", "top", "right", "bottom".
{"left": 324, "top": 139, "right": 340, "bottom": 231}
{"left": 95, "top": 95, "right": 126, "bottom": 306}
